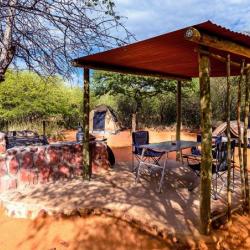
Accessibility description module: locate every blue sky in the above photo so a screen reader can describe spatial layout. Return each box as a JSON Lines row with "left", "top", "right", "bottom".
{"left": 115, "top": 0, "right": 250, "bottom": 40}
{"left": 73, "top": 0, "right": 250, "bottom": 85}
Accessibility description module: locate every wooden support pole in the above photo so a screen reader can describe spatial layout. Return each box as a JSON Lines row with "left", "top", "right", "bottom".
{"left": 185, "top": 27, "right": 250, "bottom": 59}
{"left": 243, "top": 65, "right": 250, "bottom": 211}
{"left": 42, "top": 120, "right": 46, "bottom": 137}
{"left": 199, "top": 48, "right": 212, "bottom": 235}
{"left": 237, "top": 60, "right": 246, "bottom": 208}
{"left": 226, "top": 54, "right": 232, "bottom": 221}
{"left": 83, "top": 68, "right": 91, "bottom": 180}
{"left": 176, "top": 80, "right": 181, "bottom": 160}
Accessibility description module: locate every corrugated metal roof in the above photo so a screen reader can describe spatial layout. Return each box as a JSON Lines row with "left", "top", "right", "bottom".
{"left": 72, "top": 20, "right": 250, "bottom": 78}
{"left": 197, "top": 21, "right": 250, "bottom": 48}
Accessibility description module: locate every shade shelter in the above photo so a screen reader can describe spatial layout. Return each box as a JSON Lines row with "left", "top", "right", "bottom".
{"left": 72, "top": 20, "right": 250, "bottom": 234}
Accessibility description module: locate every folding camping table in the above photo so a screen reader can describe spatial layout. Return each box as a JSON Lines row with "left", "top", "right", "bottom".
{"left": 135, "top": 140, "right": 200, "bottom": 192}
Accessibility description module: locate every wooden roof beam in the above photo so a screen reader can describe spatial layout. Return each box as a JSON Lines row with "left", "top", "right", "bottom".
{"left": 71, "top": 61, "right": 191, "bottom": 81}
{"left": 196, "top": 48, "right": 241, "bottom": 68}
{"left": 185, "top": 27, "right": 250, "bottom": 59}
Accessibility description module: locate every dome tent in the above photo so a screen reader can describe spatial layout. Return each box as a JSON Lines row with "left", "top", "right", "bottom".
{"left": 89, "top": 105, "right": 121, "bottom": 134}
{"left": 212, "top": 120, "right": 250, "bottom": 142}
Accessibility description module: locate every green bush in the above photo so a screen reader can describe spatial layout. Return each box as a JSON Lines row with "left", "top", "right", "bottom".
{"left": 1, "top": 70, "right": 243, "bottom": 133}
{"left": 0, "top": 70, "right": 82, "bottom": 130}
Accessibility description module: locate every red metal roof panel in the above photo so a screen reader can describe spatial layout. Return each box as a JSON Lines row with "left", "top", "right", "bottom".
{"left": 73, "top": 21, "right": 250, "bottom": 78}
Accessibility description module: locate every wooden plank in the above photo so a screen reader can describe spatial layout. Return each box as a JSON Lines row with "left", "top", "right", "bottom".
{"left": 83, "top": 68, "right": 91, "bottom": 180}
{"left": 199, "top": 48, "right": 213, "bottom": 235}
{"left": 185, "top": 27, "right": 250, "bottom": 59}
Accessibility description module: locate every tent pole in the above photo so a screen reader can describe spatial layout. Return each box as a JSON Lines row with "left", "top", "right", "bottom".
{"left": 243, "top": 65, "right": 250, "bottom": 211}
{"left": 237, "top": 60, "right": 245, "bottom": 209}
{"left": 226, "top": 54, "right": 232, "bottom": 221}
{"left": 83, "top": 68, "right": 91, "bottom": 180}
{"left": 199, "top": 48, "right": 212, "bottom": 235}
{"left": 176, "top": 80, "right": 181, "bottom": 160}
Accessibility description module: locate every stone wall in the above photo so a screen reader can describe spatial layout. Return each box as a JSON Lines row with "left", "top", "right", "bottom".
{"left": 0, "top": 141, "right": 110, "bottom": 192}
{"left": 0, "top": 132, "right": 6, "bottom": 153}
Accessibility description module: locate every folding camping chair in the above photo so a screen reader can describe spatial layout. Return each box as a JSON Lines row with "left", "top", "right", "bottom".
{"left": 212, "top": 139, "right": 236, "bottom": 199}
{"left": 187, "top": 137, "right": 236, "bottom": 199}
{"left": 183, "top": 134, "right": 219, "bottom": 166}
{"left": 182, "top": 134, "right": 202, "bottom": 163}
{"left": 132, "top": 131, "right": 164, "bottom": 172}
{"left": 135, "top": 147, "right": 167, "bottom": 192}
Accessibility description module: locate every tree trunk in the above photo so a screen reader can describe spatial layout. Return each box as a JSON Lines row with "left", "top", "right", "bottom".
{"left": 131, "top": 112, "right": 137, "bottom": 132}
{"left": 160, "top": 105, "right": 164, "bottom": 124}
{"left": 237, "top": 60, "right": 245, "bottom": 208}
{"left": 226, "top": 54, "right": 232, "bottom": 221}
{"left": 0, "top": 0, "right": 17, "bottom": 82}
{"left": 176, "top": 80, "right": 182, "bottom": 160}
{"left": 83, "top": 68, "right": 91, "bottom": 180}
{"left": 199, "top": 49, "right": 212, "bottom": 235}
{"left": 243, "top": 66, "right": 250, "bottom": 211}
{"left": 131, "top": 98, "right": 142, "bottom": 132}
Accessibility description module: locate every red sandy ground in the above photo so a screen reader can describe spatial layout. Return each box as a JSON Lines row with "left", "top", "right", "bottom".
{"left": 0, "top": 128, "right": 250, "bottom": 250}
{"left": 0, "top": 208, "right": 176, "bottom": 250}
{"left": 0, "top": 207, "right": 250, "bottom": 250}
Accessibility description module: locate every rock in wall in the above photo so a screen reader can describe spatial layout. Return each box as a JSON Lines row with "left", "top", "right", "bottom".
{"left": 0, "top": 141, "right": 111, "bottom": 192}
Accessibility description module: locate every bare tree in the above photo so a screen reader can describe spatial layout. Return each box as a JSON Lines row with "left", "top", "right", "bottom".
{"left": 0, "top": 0, "right": 132, "bottom": 82}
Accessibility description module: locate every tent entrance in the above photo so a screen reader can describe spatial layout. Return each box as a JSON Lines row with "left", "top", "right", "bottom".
{"left": 93, "top": 111, "right": 106, "bottom": 130}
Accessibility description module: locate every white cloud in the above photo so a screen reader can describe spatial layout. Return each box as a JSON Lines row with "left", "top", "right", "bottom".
{"left": 114, "top": 0, "right": 250, "bottom": 40}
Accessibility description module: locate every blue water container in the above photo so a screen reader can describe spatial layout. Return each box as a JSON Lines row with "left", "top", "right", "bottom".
{"left": 76, "top": 126, "right": 84, "bottom": 142}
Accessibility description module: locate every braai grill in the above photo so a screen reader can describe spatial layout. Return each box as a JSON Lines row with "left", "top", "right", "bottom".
{"left": 5, "top": 130, "right": 49, "bottom": 149}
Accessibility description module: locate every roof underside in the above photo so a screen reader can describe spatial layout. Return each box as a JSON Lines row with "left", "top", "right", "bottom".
{"left": 73, "top": 21, "right": 250, "bottom": 79}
